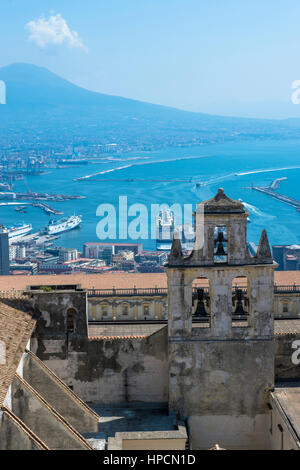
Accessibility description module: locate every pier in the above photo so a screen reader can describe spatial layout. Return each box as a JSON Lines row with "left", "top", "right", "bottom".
{"left": 74, "top": 176, "right": 200, "bottom": 183}
{"left": 0, "top": 201, "right": 63, "bottom": 215}
{"left": 251, "top": 179, "right": 300, "bottom": 211}
{"left": 32, "top": 203, "right": 63, "bottom": 215}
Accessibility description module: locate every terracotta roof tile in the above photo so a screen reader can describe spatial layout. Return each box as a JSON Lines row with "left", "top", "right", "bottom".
{"left": 0, "top": 270, "right": 298, "bottom": 292}
{"left": 0, "top": 302, "right": 35, "bottom": 406}
{"left": 89, "top": 335, "right": 147, "bottom": 340}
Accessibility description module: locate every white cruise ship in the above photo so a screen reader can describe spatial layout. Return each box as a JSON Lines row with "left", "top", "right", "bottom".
{"left": 156, "top": 210, "right": 195, "bottom": 251}
{"left": 156, "top": 209, "right": 175, "bottom": 250}
{"left": 45, "top": 215, "right": 82, "bottom": 235}
{"left": 7, "top": 223, "right": 32, "bottom": 240}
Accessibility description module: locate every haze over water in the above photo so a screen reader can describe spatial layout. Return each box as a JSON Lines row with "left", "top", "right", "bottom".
{"left": 2, "top": 139, "right": 300, "bottom": 252}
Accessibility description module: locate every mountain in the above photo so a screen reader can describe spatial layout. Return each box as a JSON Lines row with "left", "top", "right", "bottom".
{"left": 0, "top": 63, "right": 299, "bottom": 148}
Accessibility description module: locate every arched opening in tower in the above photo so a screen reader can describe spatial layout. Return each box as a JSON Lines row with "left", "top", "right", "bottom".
{"left": 231, "top": 276, "right": 249, "bottom": 322}
{"left": 192, "top": 277, "right": 210, "bottom": 318}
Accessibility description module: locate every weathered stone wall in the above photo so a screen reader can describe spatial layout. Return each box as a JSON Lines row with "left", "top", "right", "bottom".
{"left": 33, "top": 327, "right": 169, "bottom": 404}
{"left": 188, "top": 414, "right": 271, "bottom": 450}
{"left": 30, "top": 290, "right": 88, "bottom": 360}
{"left": 0, "top": 410, "right": 43, "bottom": 450}
{"left": 28, "top": 289, "right": 168, "bottom": 404}
{"left": 22, "top": 352, "right": 99, "bottom": 433}
{"left": 11, "top": 375, "right": 90, "bottom": 450}
{"left": 169, "top": 339, "right": 274, "bottom": 418}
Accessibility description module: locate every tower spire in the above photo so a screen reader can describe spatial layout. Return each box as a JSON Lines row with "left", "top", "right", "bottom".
{"left": 168, "top": 231, "right": 183, "bottom": 263}
{"left": 256, "top": 229, "right": 272, "bottom": 261}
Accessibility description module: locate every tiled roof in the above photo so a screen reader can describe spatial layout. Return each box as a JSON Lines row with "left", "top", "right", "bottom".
{"left": 0, "top": 270, "right": 298, "bottom": 292}
{"left": 88, "top": 324, "right": 166, "bottom": 339}
{"left": 274, "top": 320, "right": 300, "bottom": 336}
{"left": 0, "top": 302, "right": 35, "bottom": 406}
{"left": 1, "top": 406, "right": 49, "bottom": 450}
{"left": 89, "top": 335, "right": 148, "bottom": 341}
{"left": 0, "top": 273, "right": 167, "bottom": 290}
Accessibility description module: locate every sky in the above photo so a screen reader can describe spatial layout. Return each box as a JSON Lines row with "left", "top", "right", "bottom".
{"left": 1, "top": 0, "right": 300, "bottom": 118}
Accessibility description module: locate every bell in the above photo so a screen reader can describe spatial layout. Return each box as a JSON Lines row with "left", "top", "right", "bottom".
{"left": 215, "top": 242, "right": 226, "bottom": 256}
{"left": 233, "top": 289, "right": 246, "bottom": 315}
{"left": 194, "top": 289, "right": 208, "bottom": 317}
{"left": 215, "top": 231, "right": 227, "bottom": 243}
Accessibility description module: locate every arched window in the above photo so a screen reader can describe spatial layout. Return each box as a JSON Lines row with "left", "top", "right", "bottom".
{"left": 232, "top": 276, "right": 249, "bottom": 322}
{"left": 142, "top": 304, "right": 150, "bottom": 317}
{"left": 281, "top": 299, "right": 289, "bottom": 314}
{"left": 66, "top": 308, "right": 76, "bottom": 332}
{"left": 101, "top": 303, "right": 109, "bottom": 317}
{"left": 120, "top": 303, "right": 130, "bottom": 316}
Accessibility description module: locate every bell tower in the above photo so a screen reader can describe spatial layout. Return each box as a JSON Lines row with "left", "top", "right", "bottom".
{"left": 166, "top": 189, "right": 276, "bottom": 450}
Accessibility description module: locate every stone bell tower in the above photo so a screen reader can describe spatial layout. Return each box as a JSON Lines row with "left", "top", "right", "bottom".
{"left": 166, "top": 188, "right": 277, "bottom": 450}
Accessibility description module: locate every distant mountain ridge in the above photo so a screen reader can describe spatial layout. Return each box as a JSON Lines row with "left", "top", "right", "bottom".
{"left": 0, "top": 63, "right": 299, "bottom": 148}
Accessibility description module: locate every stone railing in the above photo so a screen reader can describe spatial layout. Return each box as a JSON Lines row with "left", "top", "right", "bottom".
{"left": 88, "top": 285, "right": 300, "bottom": 297}
{"left": 88, "top": 287, "right": 169, "bottom": 297}
{"left": 274, "top": 284, "right": 300, "bottom": 293}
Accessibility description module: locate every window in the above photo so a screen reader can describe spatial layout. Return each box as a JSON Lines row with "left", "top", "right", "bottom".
{"left": 143, "top": 304, "right": 150, "bottom": 316}
{"left": 121, "top": 304, "right": 129, "bottom": 316}
{"left": 283, "top": 303, "right": 289, "bottom": 313}
{"left": 66, "top": 308, "right": 76, "bottom": 332}
{"left": 101, "top": 304, "right": 109, "bottom": 316}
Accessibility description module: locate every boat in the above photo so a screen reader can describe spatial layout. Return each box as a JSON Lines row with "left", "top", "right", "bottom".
{"left": 156, "top": 210, "right": 175, "bottom": 250}
{"left": 45, "top": 215, "right": 82, "bottom": 235}
{"left": 14, "top": 205, "right": 27, "bottom": 213}
{"left": 156, "top": 210, "right": 195, "bottom": 251}
{"left": 7, "top": 223, "right": 32, "bottom": 240}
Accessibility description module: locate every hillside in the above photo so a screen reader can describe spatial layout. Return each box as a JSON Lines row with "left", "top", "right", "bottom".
{"left": 0, "top": 63, "right": 299, "bottom": 148}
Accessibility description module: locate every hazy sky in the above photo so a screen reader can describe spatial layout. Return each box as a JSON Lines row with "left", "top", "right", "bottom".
{"left": 1, "top": 0, "right": 300, "bottom": 118}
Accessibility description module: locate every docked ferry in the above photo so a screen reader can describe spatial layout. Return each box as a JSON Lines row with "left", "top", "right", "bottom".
{"left": 45, "top": 215, "right": 82, "bottom": 235}
{"left": 7, "top": 223, "right": 32, "bottom": 240}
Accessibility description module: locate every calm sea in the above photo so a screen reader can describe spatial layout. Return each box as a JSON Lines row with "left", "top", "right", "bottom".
{"left": 2, "top": 139, "right": 300, "bottom": 251}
